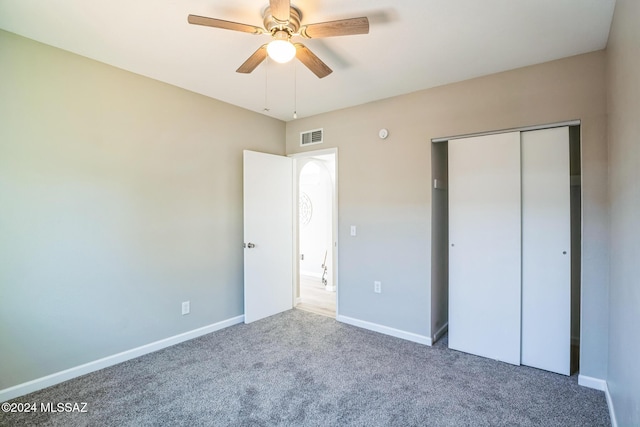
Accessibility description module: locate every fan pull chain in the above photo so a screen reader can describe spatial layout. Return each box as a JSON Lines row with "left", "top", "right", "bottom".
{"left": 263, "top": 57, "right": 270, "bottom": 112}
{"left": 293, "top": 61, "right": 297, "bottom": 119}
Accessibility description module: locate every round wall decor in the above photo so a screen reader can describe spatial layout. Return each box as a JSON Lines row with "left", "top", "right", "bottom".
{"left": 299, "top": 192, "right": 313, "bottom": 226}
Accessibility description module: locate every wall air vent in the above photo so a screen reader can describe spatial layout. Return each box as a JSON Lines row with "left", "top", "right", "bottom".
{"left": 300, "top": 128, "right": 323, "bottom": 147}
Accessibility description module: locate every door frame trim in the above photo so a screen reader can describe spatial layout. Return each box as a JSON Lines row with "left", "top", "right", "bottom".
{"left": 289, "top": 148, "right": 339, "bottom": 316}
{"left": 431, "top": 119, "right": 580, "bottom": 143}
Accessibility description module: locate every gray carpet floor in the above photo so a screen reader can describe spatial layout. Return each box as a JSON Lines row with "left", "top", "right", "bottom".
{"left": 1, "top": 309, "right": 610, "bottom": 426}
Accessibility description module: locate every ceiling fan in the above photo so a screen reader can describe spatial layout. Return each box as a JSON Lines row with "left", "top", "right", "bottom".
{"left": 188, "top": 0, "right": 369, "bottom": 78}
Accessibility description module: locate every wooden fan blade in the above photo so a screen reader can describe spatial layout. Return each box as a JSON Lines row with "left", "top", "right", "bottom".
{"left": 269, "top": 0, "right": 291, "bottom": 23}
{"left": 237, "top": 45, "right": 268, "bottom": 74}
{"left": 300, "top": 17, "right": 369, "bottom": 38}
{"left": 294, "top": 43, "right": 332, "bottom": 79}
{"left": 188, "top": 15, "right": 264, "bottom": 34}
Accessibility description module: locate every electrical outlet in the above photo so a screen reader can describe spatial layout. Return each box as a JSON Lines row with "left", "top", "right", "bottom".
{"left": 374, "top": 281, "right": 382, "bottom": 293}
{"left": 182, "top": 301, "right": 190, "bottom": 315}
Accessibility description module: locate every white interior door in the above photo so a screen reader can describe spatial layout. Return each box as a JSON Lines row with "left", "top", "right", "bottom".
{"left": 448, "top": 132, "right": 522, "bottom": 365}
{"left": 243, "top": 150, "right": 293, "bottom": 323}
{"left": 521, "top": 127, "right": 571, "bottom": 375}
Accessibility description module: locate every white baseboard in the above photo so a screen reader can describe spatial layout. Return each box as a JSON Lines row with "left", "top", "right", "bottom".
{"left": 433, "top": 322, "right": 449, "bottom": 343}
{"left": 0, "top": 315, "right": 244, "bottom": 403}
{"left": 603, "top": 382, "right": 618, "bottom": 427}
{"left": 336, "top": 315, "right": 432, "bottom": 346}
{"left": 577, "top": 373, "right": 618, "bottom": 426}
{"left": 578, "top": 374, "right": 607, "bottom": 391}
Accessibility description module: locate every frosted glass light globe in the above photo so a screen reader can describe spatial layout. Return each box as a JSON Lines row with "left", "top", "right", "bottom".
{"left": 267, "top": 40, "right": 296, "bottom": 63}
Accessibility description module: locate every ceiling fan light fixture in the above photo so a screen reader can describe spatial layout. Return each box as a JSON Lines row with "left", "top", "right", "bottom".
{"left": 188, "top": 2, "right": 369, "bottom": 78}
{"left": 267, "top": 39, "right": 296, "bottom": 63}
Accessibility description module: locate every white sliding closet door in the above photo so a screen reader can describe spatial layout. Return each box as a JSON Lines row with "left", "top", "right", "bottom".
{"left": 448, "top": 132, "right": 522, "bottom": 365}
{"left": 521, "top": 127, "right": 571, "bottom": 375}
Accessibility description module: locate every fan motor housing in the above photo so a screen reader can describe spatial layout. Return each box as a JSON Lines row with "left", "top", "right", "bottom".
{"left": 263, "top": 6, "right": 301, "bottom": 34}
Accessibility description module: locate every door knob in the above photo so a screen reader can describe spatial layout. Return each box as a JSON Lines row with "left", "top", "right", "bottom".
{"left": 244, "top": 242, "right": 256, "bottom": 249}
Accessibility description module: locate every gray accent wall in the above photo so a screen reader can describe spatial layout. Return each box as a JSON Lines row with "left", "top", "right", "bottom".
{"left": 606, "top": 0, "right": 640, "bottom": 424}
{"left": 286, "top": 51, "right": 609, "bottom": 381}
{"left": 0, "top": 30, "right": 285, "bottom": 390}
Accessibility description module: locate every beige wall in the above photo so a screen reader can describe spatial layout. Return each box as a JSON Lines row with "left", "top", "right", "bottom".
{"left": 0, "top": 30, "right": 285, "bottom": 390}
{"left": 286, "top": 51, "right": 609, "bottom": 379}
{"left": 605, "top": 0, "right": 640, "bottom": 424}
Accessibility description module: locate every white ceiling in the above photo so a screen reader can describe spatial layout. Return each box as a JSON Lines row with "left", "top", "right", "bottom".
{"left": 0, "top": 0, "right": 616, "bottom": 122}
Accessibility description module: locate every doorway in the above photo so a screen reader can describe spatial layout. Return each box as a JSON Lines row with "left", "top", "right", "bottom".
{"left": 292, "top": 149, "right": 337, "bottom": 318}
